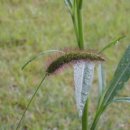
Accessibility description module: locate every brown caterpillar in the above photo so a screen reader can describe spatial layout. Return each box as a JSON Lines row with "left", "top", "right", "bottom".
{"left": 46, "top": 51, "right": 105, "bottom": 74}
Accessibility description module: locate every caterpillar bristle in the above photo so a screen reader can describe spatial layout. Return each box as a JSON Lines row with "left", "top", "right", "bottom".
{"left": 46, "top": 51, "right": 105, "bottom": 74}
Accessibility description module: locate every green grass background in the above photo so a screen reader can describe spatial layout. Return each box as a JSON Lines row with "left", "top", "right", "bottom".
{"left": 0, "top": 0, "right": 130, "bottom": 129}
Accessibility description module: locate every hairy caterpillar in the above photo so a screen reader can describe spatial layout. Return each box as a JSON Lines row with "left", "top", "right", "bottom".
{"left": 46, "top": 51, "right": 104, "bottom": 74}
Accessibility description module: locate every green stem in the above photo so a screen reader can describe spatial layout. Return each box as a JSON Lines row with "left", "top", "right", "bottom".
{"left": 74, "top": 1, "right": 87, "bottom": 130}
{"left": 72, "top": 0, "right": 80, "bottom": 47}
{"left": 72, "top": 15, "right": 80, "bottom": 46}
{"left": 72, "top": 1, "right": 87, "bottom": 129}
{"left": 75, "top": 1, "right": 88, "bottom": 130}
{"left": 90, "top": 104, "right": 106, "bottom": 130}
{"left": 90, "top": 112, "right": 101, "bottom": 130}
{"left": 16, "top": 73, "right": 48, "bottom": 130}
{"left": 72, "top": 0, "right": 84, "bottom": 49}
{"left": 77, "top": 8, "right": 84, "bottom": 49}
{"left": 82, "top": 100, "right": 89, "bottom": 130}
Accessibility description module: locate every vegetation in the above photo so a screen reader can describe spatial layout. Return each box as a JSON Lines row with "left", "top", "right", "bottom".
{"left": 0, "top": 0, "right": 130, "bottom": 130}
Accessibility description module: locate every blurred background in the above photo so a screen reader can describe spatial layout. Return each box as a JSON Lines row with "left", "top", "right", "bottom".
{"left": 0, "top": 0, "right": 130, "bottom": 129}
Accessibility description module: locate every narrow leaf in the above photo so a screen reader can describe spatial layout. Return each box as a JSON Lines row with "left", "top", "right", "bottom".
{"left": 91, "top": 45, "right": 130, "bottom": 130}
{"left": 104, "top": 45, "right": 130, "bottom": 106}
{"left": 22, "top": 50, "right": 64, "bottom": 70}
{"left": 78, "top": 0, "right": 83, "bottom": 9}
{"left": 65, "top": 0, "right": 73, "bottom": 8}
{"left": 98, "top": 36, "right": 125, "bottom": 54}
{"left": 82, "top": 99, "right": 89, "bottom": 130}
{"left": 113, "top": 97, "right": 130, "bottom": 103}
{"left": 65, "top": 0, "right": 73, "bottom": 14}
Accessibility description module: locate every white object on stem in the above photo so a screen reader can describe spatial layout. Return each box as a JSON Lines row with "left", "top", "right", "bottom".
{"left": 74, "top": 62, "right": 95, "bottom": 117}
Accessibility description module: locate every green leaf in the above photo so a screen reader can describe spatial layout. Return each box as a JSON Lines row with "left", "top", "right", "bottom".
{"left": 16, "top": 73, "right": 48, "bottom": 130}
{"left": 113, "top": 97, "right": 130, "bottom": 103}
{"left": 103, "top": 45, "right": 130, "bottom": 106}
{"left": 65, "top": 0, "right": 73, "bottom": 13}
{"left": 65, "top": 0, "right": 73, "bottom": 7}
{"left": 22, "top": 50, "right": 64, "bottom": 70}
{"left": 78, "top": 0, "right": 83, "bottom": 9}
{"left": 90, "top": 45, "right": 130, "bottom": 130}
{"left": 98, "top": 36, "right": 125, "bottom": 54}
{"left": 82, "top": 100, "right": 89, "bottom": 130}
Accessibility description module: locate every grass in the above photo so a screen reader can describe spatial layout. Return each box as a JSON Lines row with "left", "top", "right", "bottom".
{"left": 0, "top": 0, "right": 130, "bottom": 129}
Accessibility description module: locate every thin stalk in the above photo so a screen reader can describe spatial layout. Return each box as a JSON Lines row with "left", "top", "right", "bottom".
{"left": 73, "top": 1, "right": 87, "bottom": 130}
{"left": 78, "top": 0, "right": 83, "bottom": 9}
{"left": 82, "top": 100, "right": 89, "bottom": 130}
{"left": 75, "top": 1, "right": 88, "bottom": 130}
{"left": 72, "top": 15, "right": 80, "bottom": 45}
{"left": 77, "top": 7, "right": 84, "bottom": 49}
{"left": 16, "top": 73, "right": 48, "bottom": 130}
{"left": 72, "top": 1, "right": 87, "bottom": 129}
{"left": 22, "top": 50, "right": 65, "bottom": 70}
{"left": 90, "top": 100, "right": 106, "bottom": 130}
{"left": 73, "top": 0, "right": 80, "bottom": 47}
{"left": 72, "top": 0, "right": 84, "bottom": 49}
{"left": 90, "top": 110, "right": 102, "bottom": 130}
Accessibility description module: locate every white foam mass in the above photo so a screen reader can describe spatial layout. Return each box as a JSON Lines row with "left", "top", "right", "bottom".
{"left": 74, "top": 62, "right": 95, "bottom": 117}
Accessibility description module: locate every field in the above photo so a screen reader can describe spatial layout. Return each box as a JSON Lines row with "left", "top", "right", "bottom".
{"left": 0, "top": 0, "right": 130, "bottom": 129}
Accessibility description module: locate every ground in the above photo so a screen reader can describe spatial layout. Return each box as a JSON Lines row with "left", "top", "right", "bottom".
{"left": 0, "top": 0, "right": 130, "bottom": 129}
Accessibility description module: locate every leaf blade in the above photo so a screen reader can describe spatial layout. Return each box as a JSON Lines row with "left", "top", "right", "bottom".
{"left": 65, "top": 0, "right": 73, "bottom": 13}
{"left": 113, "top": 97, "right": 130, "bottom": 103}
{"left": 22, "top": 50, "right": 64, "bottom": 70}
{"left": 103, "top": 45, "right": 130, "bottom": 106}
{"left": 98, "top": 35, "right": 125, "bottom": 54}
{"left": 91, "top": 45, "right": 130, "bottom": 130}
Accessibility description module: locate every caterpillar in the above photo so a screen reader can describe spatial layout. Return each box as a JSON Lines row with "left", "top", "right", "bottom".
{"left": 46, "top": 51, "right": 105, "bottom": 74}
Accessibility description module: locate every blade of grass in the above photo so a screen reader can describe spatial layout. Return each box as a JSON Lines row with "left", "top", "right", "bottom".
{"left": 16, "top": 73, "right": 48, "bottom": 130}
{"left": 73, "top": 0, "right": 80, "bottom": 47}
{"left": 91, "top": 45, "right": 130, "bottom": 130}
{"left": 82, "top": 100, "right": 89, "bottom": 130}
{"left": 22, "top": 50, "right": 64, "bottom": 70}
{"left": 113, "top": 97, "right": 130, "bottom": 103}
{"left": 74, "top": 1, "right": 88, "bottom": 130}
{"left": 78, "top": 0, "right": 83, "bottom": 9}
{"left": 90, "top": 106, "right": 105, "bottom": 130}
{"left": 65, "top": 0, "right": 73, "bottom": 13}
{"left": 76, "top": 0, "right": 84, "bottom": 49}
{"left": 65, "top": 0, "right": 72, "bottom": 8}
{"left": 103, "top": 45, "right": 130, "bottom": 106}
{"left": 67, "top": 1, "right": 88, "bottom": 130}
{"left": 98, "top": 35, "right": 126, "bottom": 54}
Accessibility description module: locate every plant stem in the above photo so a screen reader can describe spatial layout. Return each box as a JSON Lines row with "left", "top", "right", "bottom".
{"left": 82, "top": 100, "right": 89, "bottom": 130}
{"left": 74, "top": 1, "right": 88, "bottom": 130}
{"left": 90, "top": 104, "right": 106, "bottom": 130}
{"left": 72, "top": 0, "right": 84, "bottom": 49}
{"left": 75, "top": 1, "right": 88, "bottom": 130}
{"left": 72, "top": 1, "right": 88, "bottom": 129}
{"left": 90, "top": 110, "right": 102, "bottom": 130}
{"left": 16, "top": 73, "right": 48, "bottom": 130}
{"left": 77, "top": 7, "right": 84, "bottom": 49}
{"left": 72, "top": 15, "right": 80, "bottom": 46}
